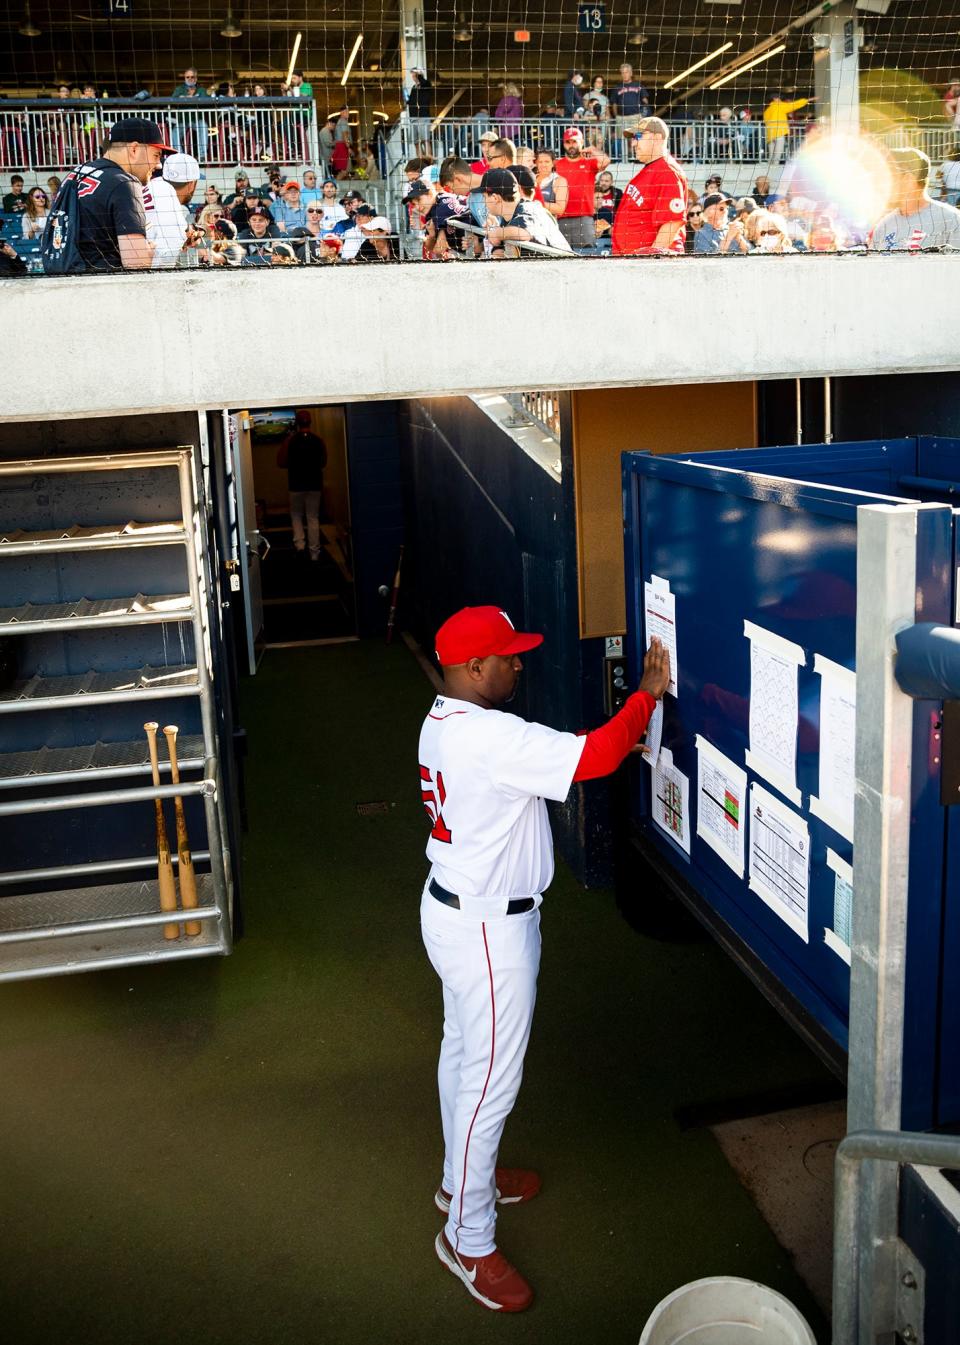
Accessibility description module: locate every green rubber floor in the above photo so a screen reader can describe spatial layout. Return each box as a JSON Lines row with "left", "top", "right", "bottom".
{"left": 0, "top": 641, "right": 832, "bottom": 1344}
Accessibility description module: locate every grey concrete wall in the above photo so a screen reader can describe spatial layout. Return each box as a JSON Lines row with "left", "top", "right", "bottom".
{"left": 2, "top": 256, "right": 958, "bottom": 423}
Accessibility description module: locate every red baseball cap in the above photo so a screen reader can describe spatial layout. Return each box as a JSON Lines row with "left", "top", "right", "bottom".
{"left": 435, "top": 606, "right": 543, "bottom": 666}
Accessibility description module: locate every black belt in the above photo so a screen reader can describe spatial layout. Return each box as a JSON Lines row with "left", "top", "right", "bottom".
{"left": 430, "top": 877, "right": 535, "bottom": 915}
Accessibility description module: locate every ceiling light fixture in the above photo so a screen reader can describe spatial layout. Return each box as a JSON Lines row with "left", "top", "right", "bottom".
{"left": 627, "top": 29, "right": 648, "bottom": 46}
{"left": 220, "top": 10, "right": 242, "bottom": 39}
{"left": 341, "top": 32, "right": 363, "bottom": 85}
{"left": 662, "top": 42, "right": 734, "bottom": 89}
{"left": 454, "top": 13, "right": 473, "bottom": 42}
{"left": 18, "top": 3, "right": 40, "bottom": 38}
{"left": 709, "top": 42, "right": 787, "bottom": 90}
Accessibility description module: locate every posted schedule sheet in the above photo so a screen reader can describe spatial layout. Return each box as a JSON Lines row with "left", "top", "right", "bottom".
{"left": 743, "top": 620, "right": 805, "bottom": 807}
{"left": 695, "top": 735, "right": 747, "bottom": 878}
{"left": 748, "top": 782, "right": 810, "bottom": 943}
{"left": 810, "top": 654, "right": 856, "bottom": 843}
{"left": 644, "top": 575, "right": 678, "bottom": 698}
{"left": 651, "top": 746, "right": 691, "bottom": 856}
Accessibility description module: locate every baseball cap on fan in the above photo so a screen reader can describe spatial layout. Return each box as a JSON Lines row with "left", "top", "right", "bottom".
{"left": 563, "top": 127, "right": 583, "bottom": 143}
{"left": 434, "top": 607, "right": 543, "bottom": 667}
{"left": 162, "top": 153, "right": 200, "bottom": 183}
{"left": 108, "top": 117, "right": 174, "bottom": 152}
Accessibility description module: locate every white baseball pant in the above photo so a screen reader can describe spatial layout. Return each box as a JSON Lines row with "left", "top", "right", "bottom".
{"left": 420, "top": 882, "right": 541, "bottom": 1258}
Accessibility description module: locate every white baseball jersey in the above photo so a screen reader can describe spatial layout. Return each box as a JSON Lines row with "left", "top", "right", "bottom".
{"left": 418, "top": 694, "right": 585, "bottom": 899}
{"left": 142, "top": 176, "right": 188, "bottom": 268}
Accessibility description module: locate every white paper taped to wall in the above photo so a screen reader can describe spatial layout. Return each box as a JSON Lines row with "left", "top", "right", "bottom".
{"left": 810, "top": 654, "right": 856, "bottom": 844}
{"left": 644, "top": 700, "right": 663, "bottom": 771}
{"left": 644, "top": 575, "right": 678, "bottom": 698}
{"left": 695, "top": 734, "right": 747, "bottom": 878}
{"left": 652, "top": 746, "right": 691, "bottom": 857}
{"left": 748, "top": 782, "right": 810, "bottom": 943}
{"left": 824, "top": 846, "right": 853, "bottom": 965}
{"left": 743, "top": 620, "right": 805, "bottom": 807}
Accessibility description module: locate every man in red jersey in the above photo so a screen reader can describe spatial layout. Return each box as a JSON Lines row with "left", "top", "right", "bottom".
{"left": 611, "top": 116, "right": 688, "bottom": 256}
{"left": 554, "top": 126, "right": 610, "bottom": 252}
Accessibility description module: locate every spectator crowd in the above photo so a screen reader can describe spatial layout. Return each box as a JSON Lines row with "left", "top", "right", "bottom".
{"left": 2, "top": 86, "right": 960, "bottom": 275}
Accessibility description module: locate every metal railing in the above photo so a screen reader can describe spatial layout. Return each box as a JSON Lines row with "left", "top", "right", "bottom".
{"left": 833, "top": 1129, "right": 960, "bottom": 1344}
{"left": 395, "top": 114, "right": 957, "bottom": 167}
{"left": 0, "top": 98, "right": 320, "bottom": 173}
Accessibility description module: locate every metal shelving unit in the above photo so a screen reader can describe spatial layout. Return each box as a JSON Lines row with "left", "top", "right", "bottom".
{"left": 0, "top": 449, "right": 233, "bottom": 981}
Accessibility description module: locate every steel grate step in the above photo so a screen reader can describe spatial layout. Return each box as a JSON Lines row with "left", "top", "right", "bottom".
{"left": 0, "top": 734, "right": 206, "bottom": 789}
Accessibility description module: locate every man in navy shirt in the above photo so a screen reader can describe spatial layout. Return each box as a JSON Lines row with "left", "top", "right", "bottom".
{"left": 74, "top": 116, "right": 173, "bottom": 271}
{"left": 613, "top": 63, "right": 651, "bottom": 119}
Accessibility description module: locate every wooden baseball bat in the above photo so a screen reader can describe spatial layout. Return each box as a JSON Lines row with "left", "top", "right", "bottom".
{"left": 162, "top": 724, "right": 202, "bottom": 938}
{"left": 144, "top": 721, "right": 180, "bottom": 941}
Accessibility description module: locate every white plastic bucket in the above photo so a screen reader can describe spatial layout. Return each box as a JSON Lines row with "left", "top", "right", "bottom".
{"left": 639, "top": 1277, "right": 817, "bottom": 1345}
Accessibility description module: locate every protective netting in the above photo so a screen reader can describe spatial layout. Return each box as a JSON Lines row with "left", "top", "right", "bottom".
{"left": 0, "top": 1, "right": 958, "bottom": 270}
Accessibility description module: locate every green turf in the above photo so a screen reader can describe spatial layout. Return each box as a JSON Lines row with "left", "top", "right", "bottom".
{"left": 0, "top": 641, "right": 832, "bottom": 1343}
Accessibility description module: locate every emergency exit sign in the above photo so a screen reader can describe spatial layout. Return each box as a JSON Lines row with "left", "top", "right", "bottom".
{"left": 577, "top": 4, "right": 607, "bottom": 33}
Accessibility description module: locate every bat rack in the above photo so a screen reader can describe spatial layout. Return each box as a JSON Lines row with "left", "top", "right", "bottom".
{"left": 0, "top": 448, "right": 234, "bottom": 982}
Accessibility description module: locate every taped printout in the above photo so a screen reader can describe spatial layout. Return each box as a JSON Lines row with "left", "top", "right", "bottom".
{"left": 748, "top": 783, "right": 810, "bottom": 943}
{"left": 644, "top": 575, "right": 678, "bottom": 698}
{"left": 651, "top": 747, "right": 690, "bottom": 857}
{"left": 695, "top": 735, "right": 747, "bottom": 878}
{"left": 744, "top": 620, "right": 805, "bottom": 807}
{"left": 824, "top": 847, "right": 853, "bottom": 965}
{"left": 810, "top": 655, "right": 856, "bottom": 844}
{"left": 644, "top": 700, "right": 663, "bottom": 771}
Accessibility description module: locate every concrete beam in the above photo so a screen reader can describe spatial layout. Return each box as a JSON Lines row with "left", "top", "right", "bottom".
{"left": 1, "top": 256, "right": 957, "bottom": 423}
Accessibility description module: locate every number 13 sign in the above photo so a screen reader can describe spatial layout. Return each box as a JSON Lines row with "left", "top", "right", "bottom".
{"left": 577, "top": 4, "right": 606, "bottom": 32}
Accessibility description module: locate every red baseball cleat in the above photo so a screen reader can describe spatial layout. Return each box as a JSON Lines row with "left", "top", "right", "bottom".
{"left": 434, "top": 1166, "right": 542, "bottom": 1214}
{"left": 434, "top": 1229, "right": 534, "bottom": 1312}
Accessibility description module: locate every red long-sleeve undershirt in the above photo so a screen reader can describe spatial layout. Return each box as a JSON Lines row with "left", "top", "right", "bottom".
{"left": 572, "top": 690, "right": 657, "bottom": 782}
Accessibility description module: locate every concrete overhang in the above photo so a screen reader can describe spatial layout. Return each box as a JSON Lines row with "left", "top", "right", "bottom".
{"left": 2, "top": 256, "right": 958, "bottom": 422}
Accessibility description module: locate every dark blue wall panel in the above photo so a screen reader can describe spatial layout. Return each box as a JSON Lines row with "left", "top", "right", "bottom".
{"left": 396, "top": 396, "right": 612, "bottom": 885}
{"left": 345, "top": 403, "right": 405, "bottom": 640}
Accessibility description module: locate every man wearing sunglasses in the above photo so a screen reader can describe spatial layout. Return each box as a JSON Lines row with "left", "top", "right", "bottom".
{"left": 291, "top": 203, "right": 333, "bottom": 263}
{"left": 611, "top": 116, "right": 687, "bottom": 256}
{"left": 693, "top": 192, "right": 732, "bottom": 253}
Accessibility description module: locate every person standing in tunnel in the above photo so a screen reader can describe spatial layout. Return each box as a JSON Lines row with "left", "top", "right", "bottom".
{"left": 277, "top": 410, "right": 327, "bottom": 562}
{"left": 418, "top": 605, "right": 670, "bottom": 1311}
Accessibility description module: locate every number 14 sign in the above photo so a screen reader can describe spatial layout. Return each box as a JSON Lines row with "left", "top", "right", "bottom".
{"left": 105, "top": 0, "right": 133, "bottom": 15}
{"left": 577, "top": 4, "right": 606, "bottom": 32}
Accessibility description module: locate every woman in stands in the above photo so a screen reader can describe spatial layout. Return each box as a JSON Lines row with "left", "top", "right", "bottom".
{"left": 21, "top": 187, "right": 49, "bottom": 240}
{"left": 196, "top": 203, "right": 226, "bottom": 243}
{"left": 495, "top": 83, "right": 524, "bottom": 140}
{"left": 534, "top": 149, "right": 568, "bottom": 220}
{"left": 196, "top": 184, "right": 223, "bottom": 220}
{"left": 750, "top": 210, "right": 793, "bottom": 253}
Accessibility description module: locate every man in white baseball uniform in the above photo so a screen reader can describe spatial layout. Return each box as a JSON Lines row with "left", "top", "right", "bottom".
{"left": 419, "top": 605, "right": 670, "bottom": 1312}
{"left": 142, "top": 152, "right": 200, "bottom": 269}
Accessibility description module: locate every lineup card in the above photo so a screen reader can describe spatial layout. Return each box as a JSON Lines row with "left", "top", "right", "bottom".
{"left": 743, "top": 621, "right": 805, "bottom": 807}
{"left": 644, "top": 575, "right": 678, "bottom": 698}
{"left": 651, "top": 746, "right": 690, "bottom": 856}
{"left": 695, "top": 735, "right": 747, "bottom": 878}
{"left": 810, "top": 654, "right": 856, "bottom": 843}
{"left": 748, "top": 782, "right": 810, "bottom": 943}
{"left": 824, "top": 847, "right": 853, "bottom": 965}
